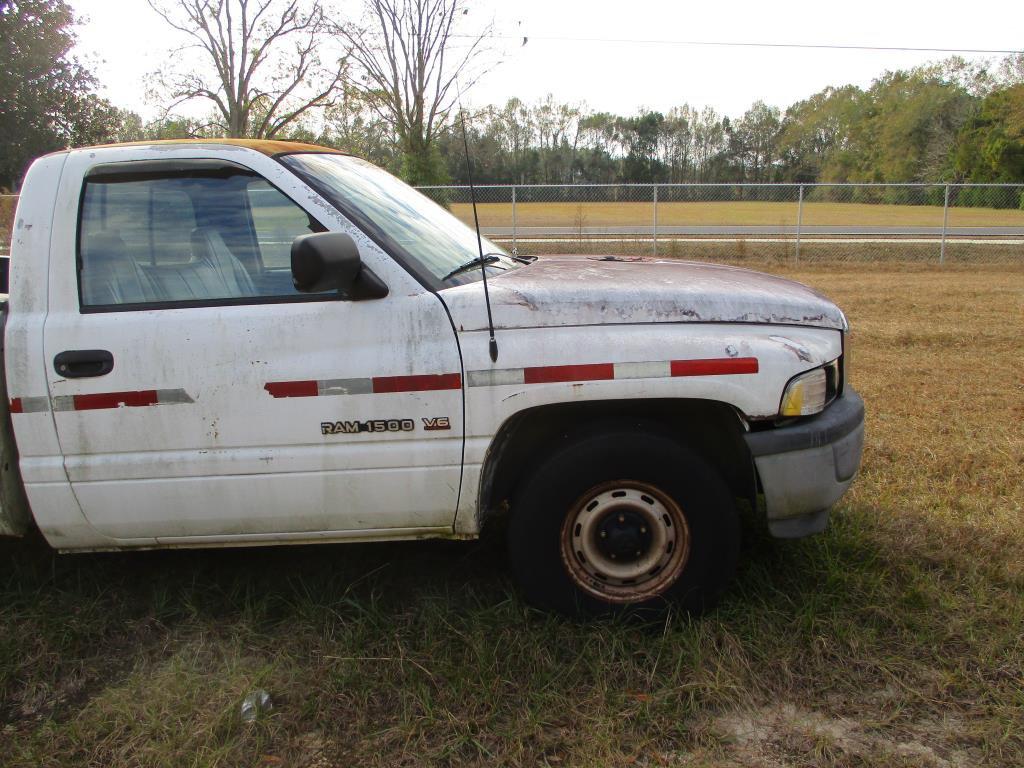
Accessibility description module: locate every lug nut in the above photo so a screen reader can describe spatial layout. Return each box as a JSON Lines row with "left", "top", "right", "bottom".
{"left": 610, "top": 553, "right": 617, "bottom": 559}
{"left": 599, "top": 531, "right": 607, "bottom": 538}
{"left": 635, "top": 550, "right": 641, "bottom": 557}
{"left": 640, "top": 526, "right": 647, "bottom": 534}
{"left": 618, "top": 514, "right": 625, "bottom": 523}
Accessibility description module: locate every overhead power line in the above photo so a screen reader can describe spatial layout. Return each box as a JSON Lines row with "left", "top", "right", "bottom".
{"left": 455, "top": 33, "right": 1022, "bottom": 56}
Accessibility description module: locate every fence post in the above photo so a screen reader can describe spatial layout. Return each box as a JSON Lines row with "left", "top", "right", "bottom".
{"left": 795, "top": 184, "right": 804, "bottom": 265}
{"left": 652, "top": 184, "right": 658, "bottom": 257}
{"left": 940, "top": 184, "right": 950, "bottom": 265}
{"left": 511, "top": 185, "right": 517, "bottom": 255}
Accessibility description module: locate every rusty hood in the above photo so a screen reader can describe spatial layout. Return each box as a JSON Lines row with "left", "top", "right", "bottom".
{"left": 440, "top": 256, "right": 847, "bottom": 332}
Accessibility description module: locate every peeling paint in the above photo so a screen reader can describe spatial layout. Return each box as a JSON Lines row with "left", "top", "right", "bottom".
{"left": 443, "top": 256, "right": 847, "bottom": 333}
{"left": 769, "top": 335, "right": 814, "bottom": 362}
{"left": 506, "top": 288, "right": 539, "bottom": 311}
{"left": 71, "top": 138, "right": 345, "bottom": 157}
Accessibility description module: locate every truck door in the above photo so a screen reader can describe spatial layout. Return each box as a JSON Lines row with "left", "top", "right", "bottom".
{"left": 42, "top": 149, "right": 464, "bottom": 544}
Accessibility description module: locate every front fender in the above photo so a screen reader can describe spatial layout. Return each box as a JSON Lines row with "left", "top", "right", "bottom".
{"left": 453, "top": 322, "right": 843, "bottom": 534}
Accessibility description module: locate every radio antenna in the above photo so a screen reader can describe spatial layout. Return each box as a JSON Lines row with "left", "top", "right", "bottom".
{"left": 457, "top": 94, "right": 498, "bottom": 362}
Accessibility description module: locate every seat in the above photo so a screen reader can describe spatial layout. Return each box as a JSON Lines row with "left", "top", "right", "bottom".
{"left": 80, "top": 230, "right": 156, "bottom": 306}
{"left": 188, "top": 228, "right": 256, "bottom": 298}
{"left": 144, "top": 228, "right": 257, "bottom": 301}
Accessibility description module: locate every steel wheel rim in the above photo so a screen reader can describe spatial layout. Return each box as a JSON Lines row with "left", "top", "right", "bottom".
{"left": 559, "top": 480, "right": 691, "bottom": 604}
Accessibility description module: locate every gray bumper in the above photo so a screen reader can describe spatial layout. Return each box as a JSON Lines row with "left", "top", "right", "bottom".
{"left": 743, "top": 390, "right": 865, "bottom": 538}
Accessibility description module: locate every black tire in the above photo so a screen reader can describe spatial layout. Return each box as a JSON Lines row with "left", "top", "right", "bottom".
{"left": 507, "top": 426, "right": 740, "bottom": 618}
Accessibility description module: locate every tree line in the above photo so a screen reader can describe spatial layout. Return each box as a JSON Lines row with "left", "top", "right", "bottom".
{"left": 429, "top": 58, "right": 1023, "bottom": 198}
{"left": 2, "top": 0, "right": 1022, "bottom": 200}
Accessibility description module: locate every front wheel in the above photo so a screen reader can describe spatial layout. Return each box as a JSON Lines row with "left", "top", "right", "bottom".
{"left": 507, "top": 428, "right": 740, "bottom": 618}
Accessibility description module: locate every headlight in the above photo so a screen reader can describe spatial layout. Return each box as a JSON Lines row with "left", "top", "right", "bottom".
{"left": 779, "top": 360, "right": 840, "bottom": 417}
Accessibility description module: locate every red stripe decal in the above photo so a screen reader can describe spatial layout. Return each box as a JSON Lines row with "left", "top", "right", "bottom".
{"left": 9, "top": 398, "right": 23, "bottom": 414}
{"left": 265, "top": 380, "right": 319, "bottom": 398}
{"left": 73, "top": 390, "right": 159, "bottom": 411}
{"left": 670, "top": 357, "right": 759, "bottom": 376}
{"left": 524, "top": 363, "right": 616, "bottom": 384}
{"left": 372, "top": 373, "right": 462, "bottom": 394}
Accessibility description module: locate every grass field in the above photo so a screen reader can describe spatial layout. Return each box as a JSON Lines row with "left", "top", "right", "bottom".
{"left": 449, "top": 200, "right": 1024, "bottom": 229}
{"left": 1, "top": 266, "right": 1023, "bottom": 767}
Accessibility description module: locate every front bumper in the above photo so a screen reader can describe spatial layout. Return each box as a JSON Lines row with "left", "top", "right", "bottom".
{"left": 743, "top": 390, "right": 865, "bottom": 538}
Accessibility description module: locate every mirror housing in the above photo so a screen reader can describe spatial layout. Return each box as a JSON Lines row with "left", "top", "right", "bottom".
{"left": 290, "top": 232, "right": 388, "bottom": 300}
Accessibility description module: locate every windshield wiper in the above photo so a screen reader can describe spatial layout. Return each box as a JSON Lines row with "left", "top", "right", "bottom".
{"left": 442, "top": 254, "right": 504, "bottom": 282}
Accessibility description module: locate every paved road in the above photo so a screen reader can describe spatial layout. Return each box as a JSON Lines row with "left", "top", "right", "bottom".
{"left": 490, "top": 237, "right": 1024, "bottom": 246}
{"left": 483, "top": 225, "right": 1024, "bottom": 237}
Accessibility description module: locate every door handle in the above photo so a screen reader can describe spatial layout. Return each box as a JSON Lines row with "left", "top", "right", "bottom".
{"left": 54, "top": 350, "right": 114, "bottom": 378}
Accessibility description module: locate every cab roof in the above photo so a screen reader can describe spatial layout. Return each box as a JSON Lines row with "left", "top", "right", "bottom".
{"left": 71, "top": 138, "right": 346, "bottom": 157}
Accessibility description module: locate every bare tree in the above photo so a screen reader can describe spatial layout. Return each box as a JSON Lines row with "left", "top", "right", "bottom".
{"left": 337, "top": 0, "right": 492, "bottom": 183}
{"left": 148, "top": 0, "right": 346, "bottom": 138}
{"left": 997, "top": 53, "right": 1024, "bottom": 87}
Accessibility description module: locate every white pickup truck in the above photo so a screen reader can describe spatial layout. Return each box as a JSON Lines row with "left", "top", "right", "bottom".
{"left": 1, "top": 139, "right": 864, "bottom": 617}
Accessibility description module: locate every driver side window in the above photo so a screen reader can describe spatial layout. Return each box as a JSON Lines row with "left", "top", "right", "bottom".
{"left": 78, "top": 170, "right": 325, "bottom": 309}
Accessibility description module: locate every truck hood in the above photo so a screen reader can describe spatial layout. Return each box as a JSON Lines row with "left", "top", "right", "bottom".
{"left": 441, "top": 256, "right": 847, "bottom": 332}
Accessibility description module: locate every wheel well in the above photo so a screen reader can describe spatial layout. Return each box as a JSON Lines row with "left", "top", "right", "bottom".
{"left": 477, "top": 399, "right": 757, "bottom": 533}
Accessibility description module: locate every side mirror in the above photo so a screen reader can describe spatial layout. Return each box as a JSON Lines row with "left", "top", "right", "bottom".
{"left": 290, "top": 232, "right": 388, "bottom": 300}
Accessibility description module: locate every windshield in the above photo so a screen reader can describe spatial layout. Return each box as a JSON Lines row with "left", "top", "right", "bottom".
{"left": 280, "top": 153, "right": 517, "bottom": 287}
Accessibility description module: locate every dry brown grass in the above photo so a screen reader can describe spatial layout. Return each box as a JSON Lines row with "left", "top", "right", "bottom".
{"left": 508, "top": 237, "right": 1024, "bottom": 266}
{"left": 450, "top": 200, "right": 1024, "bottom": 229}
{"left": 795, "top": 265, "right": 1024, "bottom": 561}
{"left": 0, "top": 265, "right": 1021, "bottom": 767}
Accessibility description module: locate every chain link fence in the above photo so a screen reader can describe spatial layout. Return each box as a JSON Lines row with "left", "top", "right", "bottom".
{"left": 417, "top": 183, "right": 1024, "bottom": 265}
{"left": 3, "top": 185, "right": 1024, "bottom": 267}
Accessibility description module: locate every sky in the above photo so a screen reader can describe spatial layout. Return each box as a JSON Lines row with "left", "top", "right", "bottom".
{"left": 70, "top": 0, "right": 1024, "bottom": 122}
